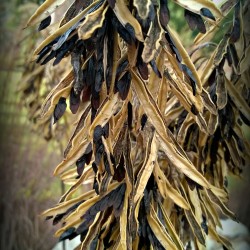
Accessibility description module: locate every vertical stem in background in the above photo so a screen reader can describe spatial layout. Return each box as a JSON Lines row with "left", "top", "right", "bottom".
{"left": 61, "top": 179, "right": 66, "bottom": 250}
{"left": 59, "top": 143, "right": 66, "bottom": 250}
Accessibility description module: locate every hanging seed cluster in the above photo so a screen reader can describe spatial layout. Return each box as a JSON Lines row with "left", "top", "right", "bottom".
{"left": 26, "top": 0, "right": 250, "bottom": 249}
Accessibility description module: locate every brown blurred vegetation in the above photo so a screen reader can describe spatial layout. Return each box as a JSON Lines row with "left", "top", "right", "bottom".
{"left": 0, "top": 1, "right": 63, "bottom": 249}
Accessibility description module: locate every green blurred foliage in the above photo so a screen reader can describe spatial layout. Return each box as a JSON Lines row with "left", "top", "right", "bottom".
{"left": 168, "top": 1, "right": 195, "bottom": 47}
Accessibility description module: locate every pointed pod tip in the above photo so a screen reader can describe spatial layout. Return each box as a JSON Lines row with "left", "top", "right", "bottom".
{"left": 53, "top": 168, "right": 60, "bottom": 176}
{"left": 24, "top": 20, "right": 31, "bottom": 29}
{"left": 34, "top": 47, "right": 41, "bottom": 56}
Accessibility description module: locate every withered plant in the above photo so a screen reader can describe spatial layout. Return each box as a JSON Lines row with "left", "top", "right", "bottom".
{"left": 25, "top": 0, "right": 250, "bottom": 249}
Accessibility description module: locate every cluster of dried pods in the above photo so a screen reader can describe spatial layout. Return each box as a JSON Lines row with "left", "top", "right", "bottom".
{"left": 25, "top": 0, "right": 250, "bottom": 249}
{"left": 19, "top": 57, "right": 70, "bottom": 140}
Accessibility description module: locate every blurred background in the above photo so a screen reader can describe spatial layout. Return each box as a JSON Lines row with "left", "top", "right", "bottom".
{"left": 0, "top": 0, "right": 249, "bottom": 250}
{"left": 0, "top": 1, "right": 64, "bottom": 249}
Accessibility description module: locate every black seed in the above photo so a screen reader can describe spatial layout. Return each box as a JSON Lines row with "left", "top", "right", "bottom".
{"left": 36, "top": 46, "right": 51, "bottom": 63}
{"left": 93, "top": 125, "right": 103, "bottom": 143}
{"left": 95, "top": 143, "right": 104, "bottom": 165}
{"left": 41, "top": 50, "right": 56, "bottom": 65}
{"left": 93, "top": 177, "right": 99, "bottom": 194}
{"left": 201, "top": 215, "right": 208, "bottom": 234}
{"left": 181, "top": 64, "right": 196, "bottom": 95}
{"left": 77, "top": 218, "right": 94, "bottom": 234}
{"left": 230, "top": 2, "right": 241, "bottom": 43}
{"left": 53, "top": 34, "right": 78, "bottom": 66}
{"left": 141, "top": 114, "right": 148, "bottom": 130}
{"left": 115, "top": 71, "right": 131, "bottom": 100}
{"left": 125, "top": 23, "right": 136, "bottom": 42}
{"left": 38, "top": 15, "right": 51, "bottom": 31}
{"left": 70, "top": 88, "right": 80, "bottom": 114}
{"left": 112, "top": 15, "right": 135, "bottom": 45}
{"left": 59, "top": 227, "right": 77, "bottom": 241}
{"left": 53, "top": 213, "right": 65, "bottom": 225}
{"left": 200, "top": 8, "right": 216, "bottom": 21}
{"left": 76, "top": 155, "right": 86, "bottom": 176}
{"left": 127, "top": 102, "right": 133, "bottom": 130}
{"left": 184, "top": 9, "right": 206, "bottom": 34}
{"left": 165, "top": 31, "right": 182, "bottom": 62}
{"left": 230, "top": 18, "right": 241, "bottom": 43}
{"left": 160, "top": 0, "right": 170, "bottom": 28}
{"left": 103, "top": 153, "right": 111, "bottom": 175}
{"left": 116, "top": 59, "right": 129, "bottom": 80}
{"left": 92, "top": 162, "right": 98, "bottom": 173}
{"left": 91, "top": 92, "right": 100, "bottom": 110}
{"left": 226, "top": 47, "right": 233, "bottom": 66}
{"left": 191, "top": 104, "right": 198, "bottom": 115}
{"left": 45, "top": 215, "right": 53, "bottom": 220}
{"left": 53, "top": 97, "right": 67, "bottom": 124}
{"left": 38, "top": 36, "right": 60, "bottom": 56}
{"left": 101, "top": 123, "right": 109, "bottom": 139}
{"left": 113, "top": 184, "right": 126, "bottom": 217}
{"left": 150, "top": 60, "right": 162, "bottom": 78}
{"left": 186, "top": 176, "right": 196, "bottom": 190}
{"left": 113, "top": 155, "right": 125, "bottom": 182}
{"left": 228, "top": 44, "right": 239, "bottom": 69}
{"left": 138, "top": 60, "right": 149, "bottom": 80}
{"left": 87, "top": 56, "right": 95, "bottom": 86}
